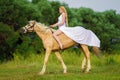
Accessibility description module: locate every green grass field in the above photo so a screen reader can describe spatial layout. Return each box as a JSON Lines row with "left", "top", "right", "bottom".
{"left": 0, "top": 50, "right": 120, "bottom": 80}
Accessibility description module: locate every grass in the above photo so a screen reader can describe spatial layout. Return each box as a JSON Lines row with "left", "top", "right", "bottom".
{"left": 0, "top": 50, "right": 120, "bottom": 80}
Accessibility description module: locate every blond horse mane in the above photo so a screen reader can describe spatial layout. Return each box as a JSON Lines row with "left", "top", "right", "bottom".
{"left": 36, "top": 22, "right": 55, "bottom": 33}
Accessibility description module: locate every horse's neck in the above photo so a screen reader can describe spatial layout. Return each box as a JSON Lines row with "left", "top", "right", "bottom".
{"left": 34, "top": 24, "right": 52, "bottom": 40}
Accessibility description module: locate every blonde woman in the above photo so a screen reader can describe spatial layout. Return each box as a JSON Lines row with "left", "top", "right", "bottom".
{"left": 50, "top": 6, "right": 68, "bottom": 49}
{"left": 51, "top": 6, "right": 100, "bottom": 50}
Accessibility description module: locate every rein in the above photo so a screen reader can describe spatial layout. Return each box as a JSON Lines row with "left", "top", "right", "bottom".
{"left": 46, "top": 27, "right": 54, "bottom": 33}
{"left": 36, "top": 23, "right": 54, "bottom": 34}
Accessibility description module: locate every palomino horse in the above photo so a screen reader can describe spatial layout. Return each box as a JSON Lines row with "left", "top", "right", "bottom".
{"left": 20, "top": 20, "right": 101, "bottom": 75}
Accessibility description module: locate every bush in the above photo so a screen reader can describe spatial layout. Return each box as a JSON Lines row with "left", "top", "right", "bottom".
{"left": 0, "top": 22, "right": 19, "bottom": 62}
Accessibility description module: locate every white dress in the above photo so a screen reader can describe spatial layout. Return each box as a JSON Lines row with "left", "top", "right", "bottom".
{"left": 58, "top": 14, "right": 66, "bottom": 29}
{"left": 57, "top": 14, "right": 100, "bottom": 47}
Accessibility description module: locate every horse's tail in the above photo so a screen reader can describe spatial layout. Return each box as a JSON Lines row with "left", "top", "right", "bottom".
{"left": 92, "top": 46, "right": 102, "bottom": 58}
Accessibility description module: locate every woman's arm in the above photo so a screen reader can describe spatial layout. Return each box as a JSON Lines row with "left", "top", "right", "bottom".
{"left": 58, "top": 13, "right": 66, "bottom": 26}
{"left": 50, "top": 13, "right": 66, "bottom": 28}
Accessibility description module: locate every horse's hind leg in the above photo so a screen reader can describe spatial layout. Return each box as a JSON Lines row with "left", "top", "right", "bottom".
{"left": 81, "top": 44, "right": 91, "bottom": 73}
{"left": 55, "top": 51, "right": 67, "bottom": 73}
{"left": 81, "top": 57, "right": 87, "bottom": 72}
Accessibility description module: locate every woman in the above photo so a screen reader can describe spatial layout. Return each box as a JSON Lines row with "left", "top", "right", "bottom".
{"left": 51, "top": 6, "right": 100, "bottom": 49}
{"left": 50, "top": 6, "right": 68, "bottom": 49}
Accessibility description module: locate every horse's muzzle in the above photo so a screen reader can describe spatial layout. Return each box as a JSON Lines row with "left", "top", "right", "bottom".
{"left": 19, "top": 28, "right": 27, "bottom": 33}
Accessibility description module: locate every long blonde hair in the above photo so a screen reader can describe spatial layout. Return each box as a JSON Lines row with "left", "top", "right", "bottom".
{"left": 59, "top": 6, "right": 68, "bottom": 27}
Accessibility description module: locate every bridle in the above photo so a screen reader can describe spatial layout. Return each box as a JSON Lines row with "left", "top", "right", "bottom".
{"left": 23, "top": 21, "right": 36, "bottom": 33}
{"left": 47, "top": 27, "right": 54, "bottom": 33}
{"left": 22, "top": 21, "right": 54, "bottom": 34}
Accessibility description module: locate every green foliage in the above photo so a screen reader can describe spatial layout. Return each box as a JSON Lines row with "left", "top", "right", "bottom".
{"left": 15, "top": 34, "right": 44, "bottom": 58}
{"left": 0, "top": 22, "right": 19, "bottom": 62}
{"left": 0, "top": 0, "right": 42, "bottom": 29}
{"left": 36, "top": 0, "right": 54, "bottom": 24}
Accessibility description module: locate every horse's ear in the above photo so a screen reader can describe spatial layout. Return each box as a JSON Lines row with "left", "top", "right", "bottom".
{"left": 32, "top": 20, "right": 36, "bottom": 24}
{"left": 32, "top": 20, "right": 36, "bottom": 23}
{"left": 29, "top": 20, "right": 36, "bottom": 24}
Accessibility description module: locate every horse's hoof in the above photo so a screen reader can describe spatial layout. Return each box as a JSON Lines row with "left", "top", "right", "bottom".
{"left": 84, "top": 69, "right": 91, "bottom": 73}
{"left": 84, "top": 71, "right": 90, "bottom": 74}
{"left": 63, "top": 71, "right": 67, "bottom": 74}
{"left": 63, "top": 69, "right": 67, "bottom": 74}
{"left": 81, "top": 68, "right": 86, "bottom": 73}
{"left": 38, "top": 72, "right": 45, "bottom": 75}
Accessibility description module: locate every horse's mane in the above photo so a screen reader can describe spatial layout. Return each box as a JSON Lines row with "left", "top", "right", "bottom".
{"left": 37, "top": 22, "right": 48, "bottom": 29}
{"left": 36, "top": 22, "right": 55, "bottom": 33}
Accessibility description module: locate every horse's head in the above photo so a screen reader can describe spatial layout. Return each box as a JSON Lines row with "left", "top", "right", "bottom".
{"left": 19, "top": 20, "right": 53, "bottom": 35}
{"left": 19, "top": 20, "right": 36, "bottom": 33}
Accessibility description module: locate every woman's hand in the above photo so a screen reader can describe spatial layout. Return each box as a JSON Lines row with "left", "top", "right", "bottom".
{"left": 50, "top": 23, "right": 58, "bottom": 28}
{"left": 50, "top": 25, "right": 54, "bottom": 28}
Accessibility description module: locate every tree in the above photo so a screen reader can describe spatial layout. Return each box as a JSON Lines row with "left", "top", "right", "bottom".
{"left": 0, "top": 22, "right": 19, "bottom": 62}
{"left": 0, "top": 0, "right": 42, "bottom": 30}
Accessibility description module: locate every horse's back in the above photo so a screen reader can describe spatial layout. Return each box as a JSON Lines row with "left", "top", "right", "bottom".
{"left": 59, "top": 33, "right": 77, "bottom": 49}
{"left": 51, "top": 30, "right": 77, "bottom": 50}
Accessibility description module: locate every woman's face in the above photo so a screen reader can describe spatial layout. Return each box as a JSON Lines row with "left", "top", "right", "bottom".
{"left": 59, "top": 8, "right": 63, "bottom": 14}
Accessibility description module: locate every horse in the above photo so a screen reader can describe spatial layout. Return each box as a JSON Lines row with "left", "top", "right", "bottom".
{"left": 20, "top": 20, "right": 101, "bottom": 75}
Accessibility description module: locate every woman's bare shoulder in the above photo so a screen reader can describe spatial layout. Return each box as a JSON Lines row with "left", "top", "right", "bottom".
{"left": 62, "top": 13, "right": 65, "bottom": 15}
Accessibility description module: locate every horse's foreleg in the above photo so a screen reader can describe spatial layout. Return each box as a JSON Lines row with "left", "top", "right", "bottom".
{"left": 39, "top": 49, "right": 51, "bottom": 75}
{"left": 55, "top": 51, "right": 67, "bottom": 73}
{"left": 81, "top": 44, "right": 91, "bottom": 73}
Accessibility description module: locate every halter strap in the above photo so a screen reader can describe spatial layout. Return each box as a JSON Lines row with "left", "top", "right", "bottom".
{"left": 49, "top": 28, "right": 54, "bottom": 33}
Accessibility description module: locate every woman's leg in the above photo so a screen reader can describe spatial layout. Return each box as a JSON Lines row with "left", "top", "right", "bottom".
{"left": 53, "top": 30, "right": 63, "bottom": 49}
